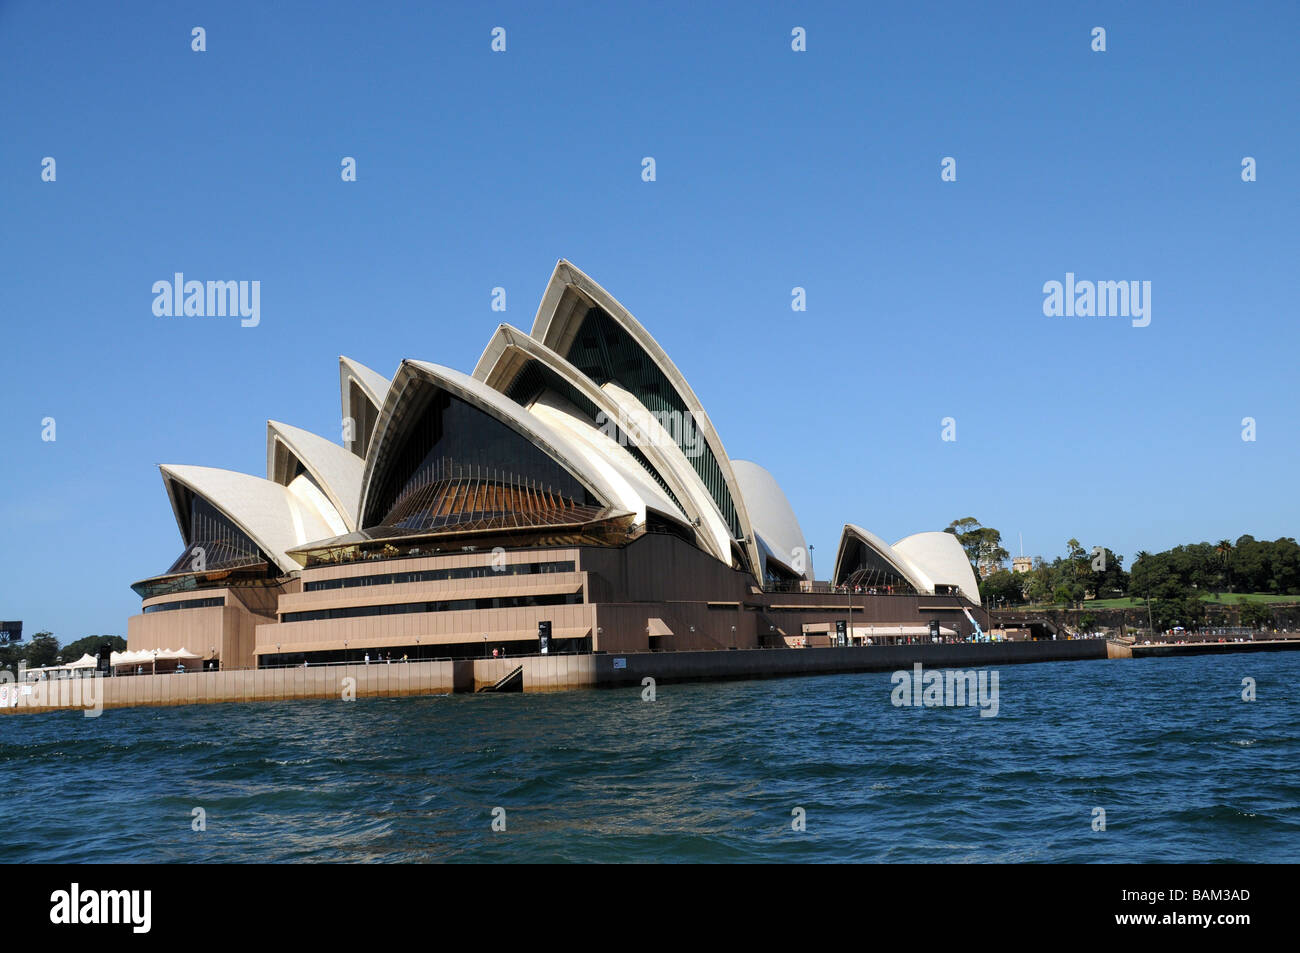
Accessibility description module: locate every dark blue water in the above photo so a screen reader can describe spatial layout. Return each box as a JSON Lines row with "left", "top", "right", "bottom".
{"left": 1, "top": 653, "right": 1296, "bottom": 862}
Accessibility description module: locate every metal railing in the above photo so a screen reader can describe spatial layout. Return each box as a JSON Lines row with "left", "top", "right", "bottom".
{"left": 1127, "top": 627, "right": 1294, "bottom": 645}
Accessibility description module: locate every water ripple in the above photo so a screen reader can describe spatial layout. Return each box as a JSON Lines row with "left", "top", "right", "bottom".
{"left": 0, "top": 654, "right": 1297, "bottom": 862}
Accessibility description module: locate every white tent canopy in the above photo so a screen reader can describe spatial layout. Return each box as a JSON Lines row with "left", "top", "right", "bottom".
{"left": 111, "top": 648, "right": 201, "bottom": 667}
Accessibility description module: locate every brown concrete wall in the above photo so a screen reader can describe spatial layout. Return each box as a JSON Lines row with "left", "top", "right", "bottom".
{"left": 594, "top": 638, "right": 1109, "bottom": 686}
{"left": 592, "top": 603, "right": 738, "bottom": 652}
{"left": 580, "top": 534, "right": 752, "bottom": 606}
{"left": 762, "top": 592, "right": 987, "bottom": 632}
{"left": 236, "top": 536, "right": 991, "bottom": 661}
{"left": 256, "top": 603, "right": 596, "bottom": 656}
{"left": 1, "top": 660, "right": 457, "bottom": 714}
{"left": 127, "top": 604, "right": 226, "bottom": 661}
{"left": 129, "top": 584, "right": 283, "bottom": 670}
{"left": 230, "top": 580, "right": 291, "bottom": 616}
{"left": 275, "top": 571, "right": 585, "bottom": 615}
{"left": 461, "top": 654, "right": 597, "bottom": 693}
{"left": 2, "top": 641, "right": 1110, "bottom": 716}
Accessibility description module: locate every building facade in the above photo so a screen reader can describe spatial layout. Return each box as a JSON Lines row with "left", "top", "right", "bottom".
{"left": 127, "top": 261, "right": 987, "bottom": 668}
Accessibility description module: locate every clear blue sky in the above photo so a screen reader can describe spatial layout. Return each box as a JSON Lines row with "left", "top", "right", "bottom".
{"left": 2, "top": 1, "right": 1297, "bottom": 643}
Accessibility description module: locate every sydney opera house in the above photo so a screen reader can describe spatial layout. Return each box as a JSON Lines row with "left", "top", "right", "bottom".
{"left": 127, "top": 261, "right": 986, "bottom": 669}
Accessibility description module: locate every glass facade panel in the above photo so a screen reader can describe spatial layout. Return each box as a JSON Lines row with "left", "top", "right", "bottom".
{"left": 143, "top": 596, "right": 226, "bottom": 613}
{"left": 304, "top": 560, "right": 576, "bottom": 592}
{"left": 163, "top": 493, "right": 271, "bottom": 575}
{"left": 835, "top": 539, "right": 919, "bottom": 594}
{"left": 503, "top": 358, "right": 686, "bottom": 514}
{"left": 560, "top": 306, "right": 743, "bottom": 539}
{"left": 365, "top": 388, "right": 598, "bottom": 532}
{"left": 349, "top": 380, "right": 379, "bottom": 457}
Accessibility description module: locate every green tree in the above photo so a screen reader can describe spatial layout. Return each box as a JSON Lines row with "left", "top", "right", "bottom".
{"left": 1238, "top": 601, "right": 1273, "bottom": 630}
{"left": 1085, "top": 548, "right": 1128, "bottom": 599}
{"left": 1232, "top": 535, "right": 1267, "bottom": 591}
{"left": 60, "top": 634, "right": 126, "bottom": 660}
{"left": 946, "top": 518, "right": 1010, "bottom": 576}
{"left": 1215, "top": 539, "right": 1234, "bottom": 591}
{"left": 979, "top": 569, "right": 1025, "bottom": 607}
{"left": 1024, "top": 570, "right": 1052, "bottom": 605}
{"left": 1149, "top": 590, "right": 1206, "bottom": 631}
{"left": 24, "top": 632, "right": 60, "bottom": 669}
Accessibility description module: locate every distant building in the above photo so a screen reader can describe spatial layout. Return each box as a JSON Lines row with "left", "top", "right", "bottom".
{"left": 1012, "top": 556, "right": 1035, "bottom": 574}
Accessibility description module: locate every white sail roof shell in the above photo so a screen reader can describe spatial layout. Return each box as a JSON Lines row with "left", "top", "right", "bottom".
{"left": 266, "top": 420, "right": 364, "bottom": 532}
{"left": 359, "top": 360, "right": 638, "bottom": 528}
{"left": 471, "top": 323, "right": 729, "bottom": 559}
{"left": 527, "top": 259, "right": 761, "bottom": 576}
{"left": 833, "top": 524, "right": 926, "bottom": 591}
{"left": 526, "top": 391, "right": 686, "bottom": 528}
{"left": 732, "top": 460, "right": 812, "bottom": 580}
{"left": 892, "top": 531, "right": 981, "bottom": 603}
{"left": 832, "top": 524, "right": 981, "bottom": 603}
{"left": 159, "top": 464, "right": 337, "bottom": 574}
{"left": 339, "top": 356, "right": 390, "bottom": 458}
{"left": 339, "top": 356, "right": 388, "bottom": 410}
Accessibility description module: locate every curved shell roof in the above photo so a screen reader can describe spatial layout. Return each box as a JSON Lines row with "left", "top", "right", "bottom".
{"left": 833, "top": 524, "right": 927, "bottom": 592}
{"left": 527, "top": 390, "right": 688, "bottom": 529}
{"left": 472, "top": 323, "right": 730, "bottom": 560}
{"left": 159, "top": 464, "right": 338, "bottom": 575}
{"left": 596, "top": 380, "right": 736, "bottom": 562}
{"left": 339, "top": 356, "right": 390, "bottom": 458}
{"left": 832, "top": 524, "right": 981, "bottom": 603}
{"left": 892, "top": 531, "right": 981, "bottom": 603}
{"left": 732, "top": 460, "right": 812, "bottom": 580}
{"left": 358, "top": 359, "right": 636, "bottom": 529}
{"left": 266, "top": 420, "right": 364, "bottom": 532}
{"left": 339, "top": 356, "right": 388, "bottom": 409}
{"left": 527, "top": 259, "right": 761, "bottom": 575}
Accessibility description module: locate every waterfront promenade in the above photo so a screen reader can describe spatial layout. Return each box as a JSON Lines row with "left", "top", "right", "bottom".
{"left": 1123, "top": 638, "right": 1300, "bottom": 660}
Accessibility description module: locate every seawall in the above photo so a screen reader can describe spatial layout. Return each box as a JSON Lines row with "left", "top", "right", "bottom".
{"left": 594, "top": 639, "right": 1107, "bottom": 687}
{"left": 0, "top": 640, "right": 1109, "bottom": 715}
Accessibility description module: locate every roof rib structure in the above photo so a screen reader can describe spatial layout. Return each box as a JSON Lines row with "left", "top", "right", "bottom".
{"left": 473, "top": 323, "right": 730, "bottom": 561}
{"left": 266, "top": 420, "right": 363, "bottom": 533}
{"left": 833, "top": 524, "right": 980, "bottom": 602}
{"left": 358, "top": 360, "right": 634, "bottom": 532}
{"left": 528, "top": 260, "right": 762, "bottom": 575}
{"left": 339, "top": 356, "right": 390, "bottom": 459}
{"left": 158, "top": 464, "right": 337, "bottom": 575}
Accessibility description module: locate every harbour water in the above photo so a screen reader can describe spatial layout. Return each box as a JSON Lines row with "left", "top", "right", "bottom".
{"left": 1, "top": 653, "right": 1296, "bottom": 863}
